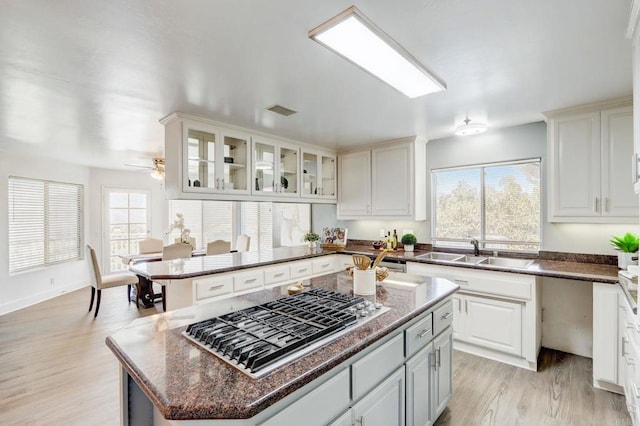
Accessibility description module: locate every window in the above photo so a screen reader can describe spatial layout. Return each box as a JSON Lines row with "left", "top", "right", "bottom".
{"left": 167, "top": 201, "right": 309, "bottom": 251}
{"left": 432, "top": 159, "right": 541, "bottom": 251}
{"left": 105, "top": 188, "right": 150, "bottom": 272}
{"left": 8, "top": 176, "right": 84, "bottom": 273}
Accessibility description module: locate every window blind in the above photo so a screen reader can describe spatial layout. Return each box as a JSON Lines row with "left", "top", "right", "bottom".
{"left": 9, "top": 176, "right": 83, "bottom": 273}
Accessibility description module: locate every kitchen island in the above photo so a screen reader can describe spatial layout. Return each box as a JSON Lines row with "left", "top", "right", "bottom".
{"left": 106, "top": 271, "right": 458, "bottom": 425}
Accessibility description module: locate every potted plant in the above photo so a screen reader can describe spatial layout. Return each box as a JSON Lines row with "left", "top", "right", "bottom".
{"left": 304, "top": 232, "right": 320, "bottom": 249}
{"left": 401, "top": 233, "right": 418, "bottom": 252}
{"left": 610, "top": 232, "right": 639, "bottom": 269}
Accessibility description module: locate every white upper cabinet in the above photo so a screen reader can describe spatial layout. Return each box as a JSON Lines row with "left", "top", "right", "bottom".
{"left": 337, "top": 138, "right": 427, "bottom": 220}
{"left": 301, "top": 149, "right": 337, "bottom": 199}
{"left": 545, "top": 98, "right": 637, "bottom": 223}
{"left": 252, "top": 137, "right": 300, "bottom": 198}
{"left": 160, "top": 112, "right": 336, "bottom": 203}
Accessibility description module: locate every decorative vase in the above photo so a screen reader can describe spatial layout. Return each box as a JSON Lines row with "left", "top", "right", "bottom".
{"left": 618, "top": 252, "right": 637, "bottom": 269}
{"left": 404, "top": 244, "right": 414, "bottom": 252}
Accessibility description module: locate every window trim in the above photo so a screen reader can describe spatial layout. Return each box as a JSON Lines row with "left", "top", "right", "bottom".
{"left": 8, "top": 176, "right": 84, "bottom": 274}
{"left": 430, "top": 158, "right": 542, "bottom": 252}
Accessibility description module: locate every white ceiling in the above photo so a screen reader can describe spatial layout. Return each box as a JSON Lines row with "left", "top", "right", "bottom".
{"left": 0, "top": 0, "right": 633, "bottom": 170}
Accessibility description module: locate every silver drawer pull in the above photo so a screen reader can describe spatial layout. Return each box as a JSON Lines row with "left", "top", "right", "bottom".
{"left": 297, "top": 268, "right": 308, "bottom": 273}
{"left": 627, "top": 357, "right": 635, "bottom": 366}
{"left": 419, "top": 329, "right": 432, "bottom": 338}
{"left": 208, "top": 285, "right": 225, "bottom": 292}
{"left": 274, "top": 272, "right": 285, "bottom": 277}
{"left": 453, "top": 279, "right": 468, "bottom": 284}
{"left": 244, "top": 278, "right": 257, "bottom": 284}
{"left": 321, "top": 263, "right": 331, "bottom": 267}
{"left": 442, "top": 312, "right": 452, "bottom": 319}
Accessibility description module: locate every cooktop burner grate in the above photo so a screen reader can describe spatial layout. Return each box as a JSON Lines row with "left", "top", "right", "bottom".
{"left": 183, "top": 288, "right": 387, "bottom": 378}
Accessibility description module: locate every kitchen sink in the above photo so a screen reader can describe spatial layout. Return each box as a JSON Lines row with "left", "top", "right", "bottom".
{"left": 479, "top": 257, "right": 534, "bottom": 269}
{"left": 454, "top": 255, "right": 488, "bottom": 264}
{"left": 415, "top": 252, "right": 464, "bottom": 262}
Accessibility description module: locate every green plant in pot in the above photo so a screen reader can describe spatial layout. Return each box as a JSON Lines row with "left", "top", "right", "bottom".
{"left": 304, "top": 232, "right": 320, "bottom": 249}
{"left": 401, "top": 233, "right": 418, "bottom": 252}
{"left": 610, "top": 233, "right": 639, "bottom": 269}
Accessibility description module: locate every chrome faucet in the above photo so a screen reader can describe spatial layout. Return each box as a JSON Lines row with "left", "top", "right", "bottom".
{"left": 470, "top": 238, "right": 480, "bottom": 256}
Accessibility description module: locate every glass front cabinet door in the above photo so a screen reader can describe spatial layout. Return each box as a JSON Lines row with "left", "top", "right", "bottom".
{"left": 184, "top": 125, "right": 250, "bottom": 194}
{"left": 253, "top": 138, "right": 299, "bottom": 197}
{"left": 302, "top": 149, "right": 336, "bottom": 199}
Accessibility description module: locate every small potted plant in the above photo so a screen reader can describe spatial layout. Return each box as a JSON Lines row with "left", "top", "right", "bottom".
{"left": 401, "top": 233, "right": 418, "bottom": 252}
{"left": 304, "top": 232, "right": 320, "bottom": 249}
{"left": 610, "top": 232, "right": 639, "bottom": 269}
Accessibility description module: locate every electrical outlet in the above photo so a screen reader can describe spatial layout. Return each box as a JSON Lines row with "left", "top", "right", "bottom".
{"left": 379, "top": 229, "right": 386, "bottom": 238}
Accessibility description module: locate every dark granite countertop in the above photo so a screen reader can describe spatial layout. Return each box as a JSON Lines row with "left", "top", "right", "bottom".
{"left": 106, "top": 271, "right": 458, "bottom": 420}
{"left": 129, "top": 244, "right": 621, "bottom": 285}
{"left": 340, "top": 245, "right": 621, "bottom": 284}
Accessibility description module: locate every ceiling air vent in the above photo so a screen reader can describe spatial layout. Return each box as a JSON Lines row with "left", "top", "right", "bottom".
{"left": 266, "top": 104, "right": 297, "bottom": 116}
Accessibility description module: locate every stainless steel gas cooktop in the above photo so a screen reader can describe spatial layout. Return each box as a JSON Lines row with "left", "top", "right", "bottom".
{"left": 183, "top": 288, "right": 388, "bottom": 378}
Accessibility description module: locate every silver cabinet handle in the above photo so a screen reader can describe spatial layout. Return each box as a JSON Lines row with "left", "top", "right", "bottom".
{"left": 605, "top": 197, "right": 609, "bottom": 212}
{"left": 454, "top": 279, "right": 468, "bottom": 284}
{"left": 208, "top": 284, "right": 225, "bottom": 292}
{"left": 465, "top": 299, "right": 468, "bottom": 313}
{"left": 594, "top": 197, "right": 599, "bottom": 213}
{"left": 419, "top": 329, "right": 432, "bottom": 337}
{"left": 622, "top": 337, "right": 628, "bottom": 357}
{"left": 297, "top": 268, "right": 308, "bottom": 273}
{"left": 634, "top": 153, "right": 639, "bottom": 184}
{"left": 221, "top": 178, "right": 225, "bottom": 190}
{"left": 244, "top": 278, "right": 257, "bottom": 284}
{"left": 437, "top": 347, "right": 441, "bottom": 368}
{"left": 442, "top": 312, "right": 453, "bottom": 319}
{"left": 274, "top": 272, "right": 284, "bottom": 277}
{"left": 357, "top": 416, "right": 365, "bottom": 426}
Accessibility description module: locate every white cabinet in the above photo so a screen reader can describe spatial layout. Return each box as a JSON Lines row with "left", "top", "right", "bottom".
{"left": 352, "top": 366, "right": 405, "bottom": 426}
{"left": 337, "top": 150, "right": 371, "bottom": 216}
{"left": 432, "top": 329, "right": 453, "bottom": 419}
{"left": 455, "top": 293, "right": 523, "bottom": 356}
{"left": 337, "top": 137, "right": 427, "bottom": 220}
{"left": 253, "top": 137, "right": 300, "bottom": 198}
{"left": 593, "top": 282, "right": 621, "bottom": 390}
{"left": 406, "top": 343, "right": 433, "bottom": 426}
{"left": 160, "top": 112, "right": 336, "bottom": 203}
{"left": 301, "top": 149, "right": 336, "bottom": 200}
{"left": 545, "top": 99, "right": 637, "bottom": 223}
{"left": 407, "top": 261, "right": 541, "bottom": 371}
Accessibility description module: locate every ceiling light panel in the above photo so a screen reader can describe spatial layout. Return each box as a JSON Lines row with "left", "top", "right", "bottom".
{"left": 309, "top": 6, "right": 446, "bottom": 98}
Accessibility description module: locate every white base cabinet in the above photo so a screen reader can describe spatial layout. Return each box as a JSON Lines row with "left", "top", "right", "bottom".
{"left": 407, "top": 261, "right": 541, "bottom": 371}
{"left": 406, "top": 343, "right": 433, "bottom": 426}
{"left": 432, "top": 330, "right": 453, "bottom": 419}
{"left": 352, "top": 366, "right": 405, "bottom": 426}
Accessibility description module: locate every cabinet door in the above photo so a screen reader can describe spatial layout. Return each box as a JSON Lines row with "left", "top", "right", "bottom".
{"left": 254, "top": 138, "right": 299, "bottom": 197}
{"left": 320, "top": 153, "right": 337, "bottom": 198}
{"left": 593, "top": 283, "right": 620, "bottom": 385}
{"left": 337, "top": 151, "right": 371, "bottom": 217}
{"left": 432, "top": 330, "right": 453, "bottom": 421}
{"left": 406, "top": 343, "right": 433, "bottom": 426}
{"left": 601, "top": 106, "right": 637, "bottom": 217}
{"left": 464, "top": 295, "right": 522, "bottom": 356}
{"left": 279, "top": 143, "right": 299, "bottom": 196}
{"left": 352, "top": 366, "right": 405, "bottom": 426}
{"left": 371, "top": 143, "right": 412, "bottom": 216}
{"left": 186, "top": 127, "right": 219, "bottom": 191}
{"left": 548, "top": 111, "right": 601, "bottom": 218}
{"left": 219, "top": 129, "right": 250, "bottom": 194}
{"left": 301, "top": 150, "right": 319, "bottom": 198}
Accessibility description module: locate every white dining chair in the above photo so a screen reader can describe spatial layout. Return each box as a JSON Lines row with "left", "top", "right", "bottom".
{"left": 156, "top": 243, "right": 194, "bottom": 311}
{"left": 207, "top": 240, "right": 231, "bottom": 255}
{"left": 233, "top": 234, "right": 251, "bottom": 253}
{"left": 86, "top": 245, "right": 138, "bottom": 318}
{"left": 138, "top": 237, "right": 163, "bottom": 254}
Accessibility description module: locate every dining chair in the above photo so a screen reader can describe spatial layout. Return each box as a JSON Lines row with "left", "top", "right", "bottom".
{"left": 207, "top": 240, "right": 231, "bottom": 255}
{"left": 138, "top": 237, "right": 163, "bottom": 254}
{"left": 86, "top": 245, "right": 138, "bottom": 318}
{"left": 157, "top": 242, "right": 194, "bottom": 311}
{"left": 174, "top": 236, "right": 196, "bottom": 249}
{"left": 233, "top": 234, "right": 251, "bottom": 253}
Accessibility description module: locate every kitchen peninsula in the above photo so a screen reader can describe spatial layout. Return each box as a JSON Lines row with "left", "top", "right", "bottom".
{"left": 107, "top": 271, "right": 459, "bottom": 425}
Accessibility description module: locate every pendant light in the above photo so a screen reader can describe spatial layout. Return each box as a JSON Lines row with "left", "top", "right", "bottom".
{"left": 455, "top": 117, "right": 488, "bottom": 136}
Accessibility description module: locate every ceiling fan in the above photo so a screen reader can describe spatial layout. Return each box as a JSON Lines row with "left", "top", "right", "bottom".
{"left": 124, "top": 157, "right": 165, "bottom": 180}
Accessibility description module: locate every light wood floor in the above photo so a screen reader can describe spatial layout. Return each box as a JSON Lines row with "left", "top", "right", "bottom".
{"left": 0, "top": 286, "right": 631, "bottom": 426}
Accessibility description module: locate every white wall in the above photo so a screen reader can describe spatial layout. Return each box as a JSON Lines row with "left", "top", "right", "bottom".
{"left": 0, "top": 152, "right": 166, "bottom": 315}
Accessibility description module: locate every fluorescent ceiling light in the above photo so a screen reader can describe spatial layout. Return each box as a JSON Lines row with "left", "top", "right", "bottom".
{"left": 308, "top": 6, "right": 446, "bottom": 98}
{"left": 455, "top": 118, "right": 488, "bottom": 136}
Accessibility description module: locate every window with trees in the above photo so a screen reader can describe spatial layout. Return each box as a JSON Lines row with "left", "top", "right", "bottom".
{"left": 432, "top": 159, "right": 541, "bottom": 251}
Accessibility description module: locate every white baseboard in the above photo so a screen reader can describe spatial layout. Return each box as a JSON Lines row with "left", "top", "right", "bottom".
{"left": 0, "top": 280, "right": 88, "bottom": 316}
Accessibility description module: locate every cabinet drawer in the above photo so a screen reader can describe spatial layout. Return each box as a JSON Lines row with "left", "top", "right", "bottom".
{"left": 194, "top": 275, "right": 234, "bottom": 301}
{"left": 290, "top": 261, "right": 313, "bottom": 279}
{"left": 259, "top": 368, "right": 350, "bottom": 426}
{"left": 433, "top": 301, "right": 454, "bottom": 337}
{"left": 352, "top": 333, "right": 404, "bottom": 401}
{"left": 233, "top": 270, "right": 264, "bottom": 292}
{"left": 312, "top": 257, "right": 335, "bottom": 275}
{"left": 264, "top": 265, "right": 291, "bottom": 285}
{"left": 405, "top": 313, "right": 433, "bottom": 358}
